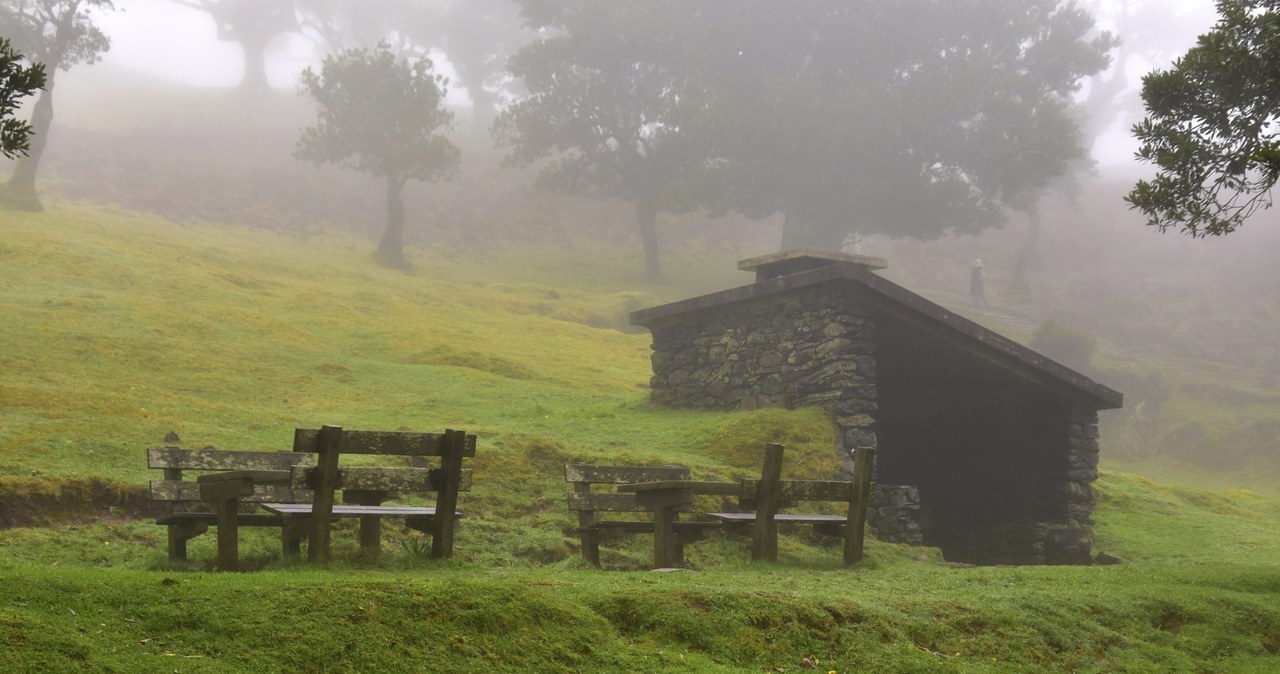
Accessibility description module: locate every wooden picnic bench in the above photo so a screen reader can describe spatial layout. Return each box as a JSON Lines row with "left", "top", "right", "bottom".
{"left": 565, "top": 464, "right": 721, "bottom": 567}
{"left": 277, "top": 425, "right": 476, "bottom": 564}
{"left": 148, "top": 447, "right": 314, "bottom": 568}
{"left": 707, "top": 442, "right": 876, "bottom": 565}
{"left": 147, "top": 425, "right": 475, "bottom": 570}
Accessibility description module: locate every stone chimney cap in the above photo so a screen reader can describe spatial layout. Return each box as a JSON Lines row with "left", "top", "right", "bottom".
{"left": 738, "top": 249, "right": 888, "bottom": 283}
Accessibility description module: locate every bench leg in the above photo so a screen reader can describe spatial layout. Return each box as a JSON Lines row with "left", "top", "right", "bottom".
{"left": 653, "top": 507, "right": 678, "bottom": 568}
{"left": 359, "top": 516, "right": 382, "bottom": 556}
{"left": 281, "top": 516, "right": 306, "bottom": 559}
{"left": 580, "top": 530, "right": 601, "bottom": 567}
{"left": 167, "top": 523, "right": 206, "bottom": 562}
{"left": 213, "top": 498, "right": 241, "bottom": 572}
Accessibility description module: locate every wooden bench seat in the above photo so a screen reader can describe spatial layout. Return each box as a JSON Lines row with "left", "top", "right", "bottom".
{"left": 565, "top": 464, "right": 718, "bottom": 567}
{"left": 291, "top": 426, "right": 476, "bottom": 563}
{"left": 707, "top": 443, "right": 876, "bottom": 565}
{"left": 148, "top": 447, "right": 315, "bottom": 566}
{"left": 147, "top": 426, "right": 476, "bottom": 570}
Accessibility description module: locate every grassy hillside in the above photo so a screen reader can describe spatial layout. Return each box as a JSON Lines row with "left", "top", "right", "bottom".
{"left": 1, "top": 203, "right": 1279, "bottom": 672}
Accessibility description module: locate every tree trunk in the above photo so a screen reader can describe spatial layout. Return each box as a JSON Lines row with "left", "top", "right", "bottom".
{"left": 375, "top": 174, "right": 410, "bottom": 269}
{"left": 635, "top": 196, "right": 666, "bottom": 284}
{"left": 238, "top": 35, "right": 271, "bottom": 93}
{"left": 1006, "top": 209, "right": 1041, "bottom": 304}
{"left": 779, "top": 212, "right": 846, "bottom": 251}
{"left": 6, "top": 84, "right": 53, "bottom": 211}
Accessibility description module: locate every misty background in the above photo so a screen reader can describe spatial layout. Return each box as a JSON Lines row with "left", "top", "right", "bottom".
{"left": 4, "top": 0, "right": 1279, "bottom": 481}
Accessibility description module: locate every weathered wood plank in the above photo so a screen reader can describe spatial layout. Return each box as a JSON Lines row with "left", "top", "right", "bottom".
{"left": 567, "top": 492, "right": 696, "bottom": 513}
{"left": 751, "top": 443, "right": 785, "bottom": 562}
{"left": 289, "top": 466, "right": 473, "bottom": 492}
{"left": 708, "top": 512, "right": 848, "bottom": 524}
{"left": 307, "top": 425, "right": 343, "bottom": 563}
{"left": 262, "top": 503, "right": 447, "bottom": 517}
{"left": 150, "top": 481, "right": 311, "bottom": 504}
{"left": 147, "top": 447, "right": 312, "bottom": 471}
{"left": 564, "top": 464, "right": 690, "bottom": 484}
{"left": 431, "top": 429, "right": 466, "bottom": 559}
{"left": 846, "top": 446, "right": 875, "bottom": 565}
{"left": 293, "top": 428, "right": 477, "bottom": 458}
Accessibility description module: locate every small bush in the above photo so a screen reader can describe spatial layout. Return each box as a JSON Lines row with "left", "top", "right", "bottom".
{"left": 1030, "top": 318, "right": 1096, "bottom": 372}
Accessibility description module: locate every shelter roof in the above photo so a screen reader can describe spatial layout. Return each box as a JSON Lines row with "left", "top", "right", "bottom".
{"left": 631, "top": 251, "right": 1123, "bottom": 410}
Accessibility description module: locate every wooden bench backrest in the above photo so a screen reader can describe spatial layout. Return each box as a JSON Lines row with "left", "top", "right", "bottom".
{"left": 293, "top": 425, "right": 474, "bottom": 562}
{"left": 287, "top": 465, "right": 474, "bottom": 492}
{"left": 147, "top": 447, "right": 314, "bottom": 504}
{"left": 565, "top": 464, "right": 691, "bottom": 515}
{"left": 292, "top": 428, "right": 477, "bottom": 457}
{"left": 745, "top": 442, "right": 876, "bottom": 564}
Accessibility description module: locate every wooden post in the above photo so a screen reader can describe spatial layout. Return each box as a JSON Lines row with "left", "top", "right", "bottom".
{"left": 752, "top": 443, "right": 784, "bottom": 562}
{"left": 199, "top": 477, "right": 254, "bottom": 572}
{"left": 431, "top": 429, "right": 465, "bottom": 559}
{"left": 344, "top": 491, "right": 388, "bottom": 556}
{"left": 307, "top": 425, "right": 343, "bottom": 563}
{"left": 845, "top": 445, "right": 876, "bottom": 565}
{"left": 573, "top": 481, "right": 601, "bottom": 566}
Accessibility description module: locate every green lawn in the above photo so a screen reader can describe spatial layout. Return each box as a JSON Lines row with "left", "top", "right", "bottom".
{"left": 1, "top": 202, "right": 1277, "bottom": 673}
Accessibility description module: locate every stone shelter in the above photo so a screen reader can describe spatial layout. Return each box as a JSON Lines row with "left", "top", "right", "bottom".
{"left": 630, "top": 250, "right": 1123, "bottom": 565}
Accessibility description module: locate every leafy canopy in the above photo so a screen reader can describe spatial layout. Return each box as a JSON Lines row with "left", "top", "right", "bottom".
{"left": 1127, "top": 0, "right": 1280, "bottom": 236}
{"left": 296, "top": 42, "right": 460, "bottom": 183}
{"left": 0, "top": 37, "right": 44, "bottom": 159}
{"left": 699, "top": 0, "right": 1116, "bottom": 249}
{"left": 0, "top": 0, "right": 113, "bottom": 72}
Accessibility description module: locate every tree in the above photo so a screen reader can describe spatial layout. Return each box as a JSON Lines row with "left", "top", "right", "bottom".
{"left": 1127, "top": 0, "right": 1280, "bottom": 236}
{"left": 697, "top": 0, "right": 1116, "bottom": 251}
{"left": 299, "top": 0, "right": 529, "bottom": 139}
{"left": 495, "top": 2, "right": 708, "bottom": 282}
{"left": 0, "top": 0, "right": 113, "bottom": 211}
{"left": 296, "top": 43, "right": 460, "bottom": 269}
{"left": 0, "top": 37, "right": 45, "bottom": 159}
{"left": 171, "top": 0, "right": 297, "bottom": 92}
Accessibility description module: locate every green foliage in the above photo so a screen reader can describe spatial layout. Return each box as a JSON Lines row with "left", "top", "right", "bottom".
{"left": 496, "top": 2, "right": 707, "bottom": 282}
{"left": 1030, "top": 318, "right": 1097, "bottom": 372}
{"left": 697, "top": 0, "right": 1117, "bottom": 249}
{"left": 297, "top": 42, "right": 461, "bottom": 268}
{"left": 0, "top": 37, "right": 43, "bottom": 159}
{"left": 1128, "top": 0, "right": 1280, "bottom": 235}
{"left": 297, "top": 43, "right": 459, "bottom": 183}
{"left": 0, "top": 0, "right": 114, "bottom": 73}
{"left": 500, "top": 1, "right": 1116, "bottom": 259}
{"left": 0, "top": 0, "right": 114, "bottom": 210}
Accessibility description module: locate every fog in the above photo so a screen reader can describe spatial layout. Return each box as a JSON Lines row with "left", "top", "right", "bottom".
{"left": 6, "top": 0, "right": 1279, "bottom": 479}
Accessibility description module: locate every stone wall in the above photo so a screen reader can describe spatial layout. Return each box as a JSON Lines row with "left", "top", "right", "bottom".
{"left": 647, "top": 286, "right": 928, "bottom": 542}
{"left": 868, "top": 484, "right": 923, "bottom": 545}
{"left": 1065, "top": 406, "right": 1101, "bottom": 528}
{"left": 926, "top": 523, "right": 1094, "bottom": 565}
{"left": 648, "top": 287, "right": 878, "bottom": 460}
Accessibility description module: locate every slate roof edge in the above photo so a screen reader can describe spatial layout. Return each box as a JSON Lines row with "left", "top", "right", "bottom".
{"left": 630, "top": 263, "right": 1123, "bottom": 410}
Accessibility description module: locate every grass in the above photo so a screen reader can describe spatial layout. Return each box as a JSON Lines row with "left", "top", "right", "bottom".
{"left": 1, "top": 201, "right": 1278, "bottom": 672}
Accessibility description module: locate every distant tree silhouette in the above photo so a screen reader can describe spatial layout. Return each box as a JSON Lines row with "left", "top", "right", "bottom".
{"left": 697, "top": 0, "right": 1116, "bottom": 251}
{"left": 496, "top": 2, "right": 709, "bottom": 283}
{"left": 296, "top": 43, "right": 460, "bottom": 269}
{"left": 171, "top": 0, "right": 296, "bottom": 92}
{"left": 0, "top": 0, "right": 113, "bottom": 211}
